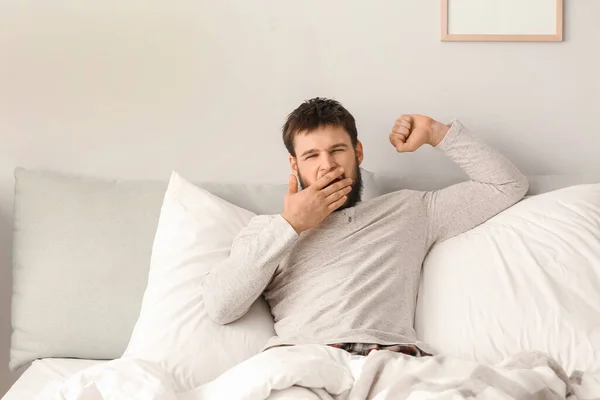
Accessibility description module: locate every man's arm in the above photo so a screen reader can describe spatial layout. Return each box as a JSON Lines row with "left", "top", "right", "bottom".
{"left": 423, "top": 119, "right": 529, "bottom": 246}
{"left": 202, "top": 214, "right": 298, "bottom": 325}
{"left": 203, "top": 169, "right": 353, "bottom": 324}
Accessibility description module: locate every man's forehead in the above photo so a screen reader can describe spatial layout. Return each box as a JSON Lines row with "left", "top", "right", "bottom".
{"left": 295, "top": 126, "right": 351, "bottom": 148}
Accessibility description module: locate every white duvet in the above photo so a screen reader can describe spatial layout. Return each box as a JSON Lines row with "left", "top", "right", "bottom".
{"left": 34, "top": 345, "right": 600, "bottom": 400}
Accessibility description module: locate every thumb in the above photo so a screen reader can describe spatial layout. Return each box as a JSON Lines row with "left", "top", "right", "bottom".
{"left": 396, "top": 138, "right": 418, "bottom": 153}
{"left": 287, "top": 174, "right": 299, "bottom": 195}
{"left": 395, "top": 141, "right": 410, "bottom": 153}
{"left": 391, "top": 134, "right": 409, "bottom": 153}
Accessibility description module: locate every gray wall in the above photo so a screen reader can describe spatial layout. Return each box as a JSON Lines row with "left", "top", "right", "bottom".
{"left": 1, "top": 0, "right": 598, "bottom": 394}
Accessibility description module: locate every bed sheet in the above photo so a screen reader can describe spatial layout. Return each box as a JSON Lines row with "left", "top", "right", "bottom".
{"left": 5, "top": 355, "right": 600, "bottom": 399}
{"left": 2, "top": 358, "right": 107, "bottom": 400}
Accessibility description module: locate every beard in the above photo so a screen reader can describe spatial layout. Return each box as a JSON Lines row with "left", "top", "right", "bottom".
{"left": 298, "top": 160, "right": 363, "bottom": 212}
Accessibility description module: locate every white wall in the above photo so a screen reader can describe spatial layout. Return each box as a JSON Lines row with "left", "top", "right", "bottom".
{"left": 1, "top": 0, "right": 599, "bottom": 394}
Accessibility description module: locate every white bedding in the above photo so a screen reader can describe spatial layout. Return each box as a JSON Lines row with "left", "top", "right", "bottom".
{"left": 417, "top": 184, "right": 600, "bottom": 374}
{"left": 28, "top": 346, "right": 600, "bottom": 400}
{"left": 3, "top": 359, "right": 107, "bottom": 400}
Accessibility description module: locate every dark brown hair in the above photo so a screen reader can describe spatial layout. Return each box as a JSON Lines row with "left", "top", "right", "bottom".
{"left": 282, "top": 97, "right": 358, "bottom": 157}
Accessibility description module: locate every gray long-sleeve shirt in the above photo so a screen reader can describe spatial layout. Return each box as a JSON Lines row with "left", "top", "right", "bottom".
{"left": 202, "top": 120, "right": 529, "bottom": 354}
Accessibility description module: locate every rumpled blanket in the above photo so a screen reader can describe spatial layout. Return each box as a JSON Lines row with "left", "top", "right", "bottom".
{"left": 35, "top": 345, "right": 600, "bottom": 400}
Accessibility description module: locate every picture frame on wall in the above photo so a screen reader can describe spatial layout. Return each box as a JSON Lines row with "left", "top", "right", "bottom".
{"left": 441, "top": 0, "right": 564, "bottom": 42}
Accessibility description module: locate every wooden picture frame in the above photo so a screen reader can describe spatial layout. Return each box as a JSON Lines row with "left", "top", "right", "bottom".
{"left": 441, "top": 0, "right": 563, "bottom": 42}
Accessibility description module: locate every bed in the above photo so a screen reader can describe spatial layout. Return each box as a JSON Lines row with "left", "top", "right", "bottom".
{"left": 5, "top": 168, "right": 600, "bottom": 399}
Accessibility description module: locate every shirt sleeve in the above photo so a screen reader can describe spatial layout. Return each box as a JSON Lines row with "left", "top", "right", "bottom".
{"left": 423, "top": 120, "right": 529, "bottom": 247}
{"left": 202, "top": 214, "right": 298, "bottom": 324}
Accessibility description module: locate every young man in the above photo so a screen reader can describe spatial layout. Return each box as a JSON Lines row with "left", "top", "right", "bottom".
{"left": 202, "top": 97, "right": 528, "bottom": 357}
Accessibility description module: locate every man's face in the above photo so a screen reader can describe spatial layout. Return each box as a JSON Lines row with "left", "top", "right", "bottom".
{"left": 290, "top": 125, "right": 364, "bottom": 210}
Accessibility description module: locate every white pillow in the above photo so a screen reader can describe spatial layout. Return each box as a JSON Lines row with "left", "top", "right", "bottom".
{"left": 416, "top": 183, "right": 600, "bottom": 374}
{"left": 123, "top": 171, "right": 276, "bottom": 392}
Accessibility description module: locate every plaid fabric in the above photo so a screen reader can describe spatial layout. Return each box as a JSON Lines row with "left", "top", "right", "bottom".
{"left": 328, "top": 343, "right": 428, "bottom": 357}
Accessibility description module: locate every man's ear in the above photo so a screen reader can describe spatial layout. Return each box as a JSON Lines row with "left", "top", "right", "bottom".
{"left": 289, "top": 155, "right": 298, "bottom": 175}
{"left": 355, "top": 140, "right": 364, "bottom": 165}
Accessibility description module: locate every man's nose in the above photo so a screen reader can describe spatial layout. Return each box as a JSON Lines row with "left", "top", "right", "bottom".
{"left": 319, "top": 155, "right": 339, "bottom": 177}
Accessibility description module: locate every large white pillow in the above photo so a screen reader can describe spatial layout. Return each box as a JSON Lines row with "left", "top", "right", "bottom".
{"left": 416, "top": 183, "right": 600, "bottom": 374}
{"left": 123, "top": 171, "right": 276, "bottom": 392}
